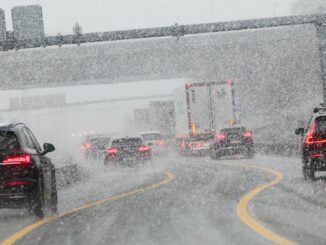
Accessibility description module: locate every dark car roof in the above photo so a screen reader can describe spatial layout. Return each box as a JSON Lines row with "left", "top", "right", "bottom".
{"left": 0, "top": 122, "right": 25, "bottom": 131}
{"left": 112, "top": 137, "right": 142, "bottom": 141}
{"left": 221, "top": 126, "right": 246, "bottom": 131}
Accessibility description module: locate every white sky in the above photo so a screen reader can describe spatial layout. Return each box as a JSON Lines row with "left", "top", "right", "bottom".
{"left": 1, "top": 0, "right": 295, "bottom": 34}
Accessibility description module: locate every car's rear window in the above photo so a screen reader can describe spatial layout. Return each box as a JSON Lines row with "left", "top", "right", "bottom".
{"left": 190, "top": 133, "right": 214, "bottom": 141}
{"left": 141, "top": 133, "right": 162, "bottom": 141}
{"left": 221, "top": 127, "right": 246, "bottom": 135}
{"left": 316, "top": 116, "right": 326, "bottom": 133}
{"left": 89, "top": 137, "right": 110, "bottom": 145}
{"left": 0, "top": 131, "right": 20, "bottom": 152}
{"left": 112, "top": 138, "right": 142, "bottom": 147}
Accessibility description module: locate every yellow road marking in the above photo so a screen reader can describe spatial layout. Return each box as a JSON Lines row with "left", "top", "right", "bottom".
{"left": 0, "top": 171, "right": 175, "bottom": 245}
{"left": 219, "top": 162, "right": 298, "bottom": 245}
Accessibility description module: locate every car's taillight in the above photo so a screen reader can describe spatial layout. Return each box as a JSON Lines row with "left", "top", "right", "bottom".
{"left": 82, "top": 143, "right": 92, "bottom": 150}
{"left": 106, "top": 147, "right": 118, "bottom": 155}
{"left": 243, "top": 131, "right": 252, "bottom": 138}
{"left": 2, "top": 154, "right": 32, "bottom": 165}
{"left": 139, "top": 145, "right": 150, "bottom": 153}
{"left": 190, "top": 142, "right": 203, "bottom": 148}
{"left": 303, "top": 122, "right": 326, "bottom": 144}
{"left": 305, "top": 132, "right": 314, "bottom": 144}
{"left": 310, "top": 153, "right": 324, "bottom": 157}
{"left": 157, "top": 140, "right": 166, "bottom": 146}
{"left": 217, "top": 133, "right": 226, "bottom": 140}
{"left": 5, "top": 181, "right": 31, "bottom": 186}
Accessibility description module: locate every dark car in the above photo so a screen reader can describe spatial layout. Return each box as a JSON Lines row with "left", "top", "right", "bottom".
{"left": 82, "top": 134, "right": 111, "bottom": 159}
{"left": 104, "top": 137, "right": 151, "bottom": 166}
{"left": 210, "top": 126, "right": 254, "bottom": 159}
{"left": 0, "top": 122, "right": 57, "bottom": 218}
{"left": 295, "top": 106, "right": 326, "bottom": 180}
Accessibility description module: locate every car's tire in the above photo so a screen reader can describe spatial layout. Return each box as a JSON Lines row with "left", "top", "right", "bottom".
{"left": 104, "top": 157, "right": 110, "bottom": 167}
{"left": 210, "top": 150, "right": 221, "bottom": 160}
{"left": 302, "top": 166, "right": 315, "bottom": 180}
{"left": 49, "top": 171, "right": 58, "bottom": 214}
{"left": 28, "top": 183, "right": 44, "bottom": 219}
{"left": 244, "top": 147, "right": 255, "bottom": 159}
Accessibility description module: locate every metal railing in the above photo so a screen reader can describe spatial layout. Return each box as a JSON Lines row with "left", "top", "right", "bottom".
{"left": 0, "top": 14, "right": 325, "bottom": 51}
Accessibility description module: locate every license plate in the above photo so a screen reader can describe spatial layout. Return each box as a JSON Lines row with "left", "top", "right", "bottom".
{"left": 231, "top": 140, "right": 241, "bottom": 144}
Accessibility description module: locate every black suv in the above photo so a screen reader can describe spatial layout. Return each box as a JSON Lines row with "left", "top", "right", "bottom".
{"left": 210, "top": 126, "right": 254, "bottom": 159}
{"left": 295, "top": 106, "right": 326, "bottom": 180}
{"left": 0, "top": 123, "right": 57, "bottom": 218}
{"left": 104, "top": 137, "right": 151, "bottom": 166}
{"left": 82, "top": 134, "right": 111, "bottom": 159}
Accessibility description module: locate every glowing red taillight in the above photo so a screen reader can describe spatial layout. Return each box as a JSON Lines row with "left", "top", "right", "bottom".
{"left": 5, "top": 181, "right": 31, "bottom": 186}
{"left": 305, "top": 121, "right": 316, "bottom": 144}
{"left": 82, "top": 143, "right": 92, "bottom": 150}
{"left": 305, "top": 133, "right": 315, "bottom": 144}
{"left": 139, "top": 145, "right": 150, "bottom": 153}
{"left": 217, "top": 133, "right": 226, "bottom": 140}
{"left": 2, "top": 154, "right": 31, "bottom": 165}
{"left": 190, "top": 142, "right": 203, "bottom": 148}
{"left": 106, "top": 147, "right": 118, "bottom": 155}
{"left": 243, "top": 131, "right": 252, "bottom": 138}
{"left": 310, "top": 153, "right": 324, "bottom": 157}
{"left": 157, "top": 140, "right": 166, "bottom": 146}
{"left": 179, "top": 143, "right": 185, "bottom": 148}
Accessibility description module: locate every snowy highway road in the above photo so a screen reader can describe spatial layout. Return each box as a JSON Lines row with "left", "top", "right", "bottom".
{"left": 1, "top": 154, "right": 326, "bottom": 245}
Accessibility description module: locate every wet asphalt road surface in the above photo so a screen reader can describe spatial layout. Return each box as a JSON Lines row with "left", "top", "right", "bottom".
{"left": 1, "top": 154, "right": 326, "bottom": 245}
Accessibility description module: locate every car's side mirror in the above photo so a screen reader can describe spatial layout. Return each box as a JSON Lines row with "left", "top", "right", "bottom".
{"left": 295, "top": 128, "right": 304, "bottom": 136}
{"left": 42, "top": 143, "right": 55, "bottom": 155}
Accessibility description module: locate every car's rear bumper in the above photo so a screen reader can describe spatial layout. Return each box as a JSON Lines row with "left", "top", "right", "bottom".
{"left": 304, "top": 154, "right": 326, "bottom": 170}
{"left": 0, "top": 185, "right": 33, "bottom": 208}
{"left": 213, "top": 145, "right": 252, "bottom": 155}
{"left": 107, "top": 153, "right": 151, "bottom": 162}
{"left": 190, "top": 148, "right": 210, "bottom": 155}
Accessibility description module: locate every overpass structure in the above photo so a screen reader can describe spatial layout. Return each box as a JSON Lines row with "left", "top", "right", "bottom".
{"left": 0, "top": 14, "right": 325, "bottom": 144}
{"left": 0, "top": 14, "right": 325, "bottom": 91}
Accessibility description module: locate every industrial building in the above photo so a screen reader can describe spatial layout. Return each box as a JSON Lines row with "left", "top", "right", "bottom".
{"left": 0, "top": 9, "right": 6, "bottom": 42}
{"left": 11, "top": 5, "right": 44, "bottom": 41}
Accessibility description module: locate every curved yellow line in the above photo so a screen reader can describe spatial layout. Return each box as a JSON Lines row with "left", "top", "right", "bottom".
{"left": 0, "top": 171, "right": 175, "bottom": 245}
{"left": 220, "top": 162, "right": 299, "bottom": 245}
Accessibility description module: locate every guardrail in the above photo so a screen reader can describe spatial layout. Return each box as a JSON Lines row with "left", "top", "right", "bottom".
{"left": 0, "top": 13, "right": 325, "bottom": 51}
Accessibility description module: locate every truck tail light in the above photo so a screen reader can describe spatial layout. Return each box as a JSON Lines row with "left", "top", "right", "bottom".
{"left": 2, "top": 154, "right": 32, "bottom": 165}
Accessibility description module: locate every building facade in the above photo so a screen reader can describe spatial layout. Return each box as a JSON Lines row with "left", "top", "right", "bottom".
{"left": 0, "top": 9, "right": 6, "bottom": 42}
{"left": 11, "top": 5, "right": 44, "bottom": 41}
